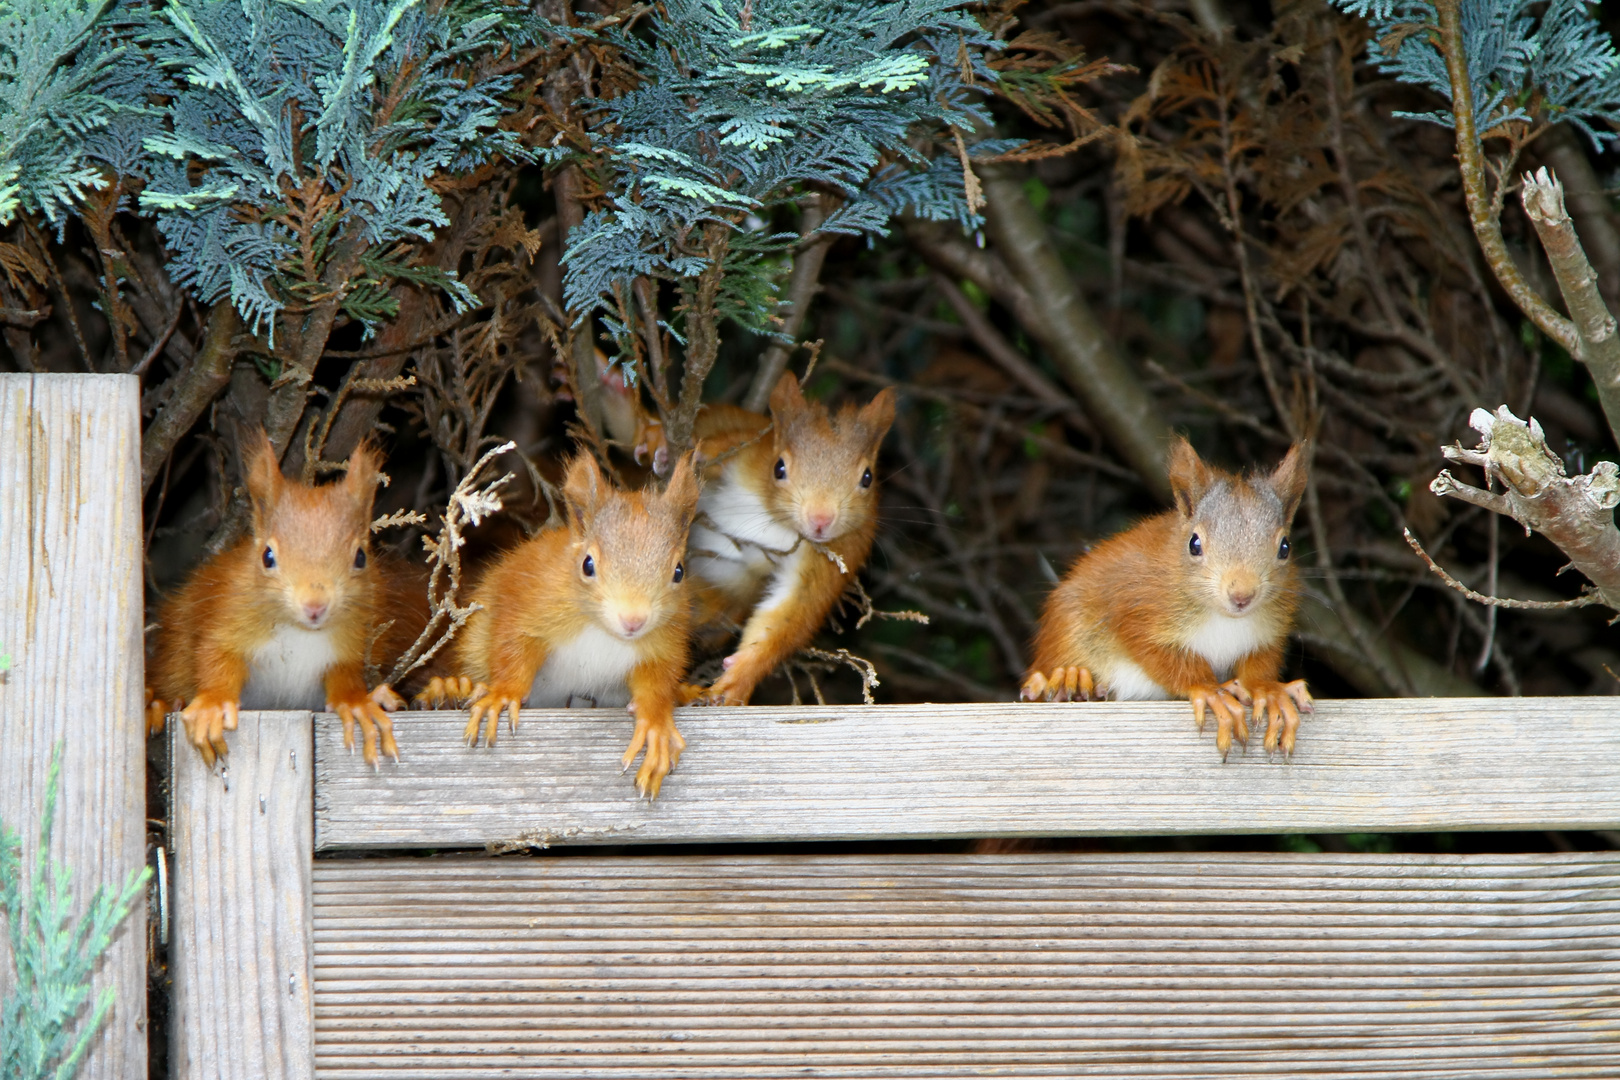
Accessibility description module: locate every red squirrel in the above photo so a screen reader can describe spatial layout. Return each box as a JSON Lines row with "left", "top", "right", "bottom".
{"left": 682, "top": 372, "right": 895, "bottom": 705}
{"left": 418, "top": 452, "right": 700, "bottom": 798}
{"left": 147, "top": 432, "right": 427, "bottom": 767}
{"left": 1022, "top": 437, "right": 1313, "bottom": 759}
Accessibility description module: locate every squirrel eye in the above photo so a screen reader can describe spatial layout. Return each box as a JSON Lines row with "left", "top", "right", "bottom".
{"left": 673, "top": 561, "right": 684, "bottom": 584}
{"left": 1278, "top": 536, "right": 1290, "bottom": 560}
{"left": 1188, "top": 533, "right": 1203, "bottom": 557}
{"left": 353, "top": 547, "right": 367, "bottom": 570}
{"left": 262, "top": 546, "right": 276, "bottom": 570}
{"left": 774, "top": 457, "right": 787, "bottom": 481}
{"left": 860, "top": 466, "right": 873, "bottom": 489}
{"left": 582, "top": 554, "right": 595, "bottom": 578}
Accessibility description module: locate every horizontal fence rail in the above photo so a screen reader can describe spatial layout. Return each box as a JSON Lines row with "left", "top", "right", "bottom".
{"left": 308, "top": 699, "right": 1620, "bottom": 850}
{"left": 310, "top": 852, "right": 1620, "bottom": 1078}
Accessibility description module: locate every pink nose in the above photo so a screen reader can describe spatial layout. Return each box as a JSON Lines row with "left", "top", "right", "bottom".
{"left": 1228, "top": 590, "right": 1255, "bottom": 611}
{"left": 619, "top": 613, "right": 647, "bottom": 636}
{"left": 807, "top": 511, "right": 835, "bottom": 538}
{"left": 303, "top": 601, "right": 329, "bottom": 625}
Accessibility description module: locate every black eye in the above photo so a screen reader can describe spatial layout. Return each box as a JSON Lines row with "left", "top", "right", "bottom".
{"left": 774, "top": 457, "right": 787, "bottom": 481}
{"left": 1278, "top": 536, "right": 1290, "bottom": 560}
{"left": 582, "top": 554, "right": 595, "bottom": 578}
{"left": 673, "top": 561, "right": 684, "bottom": 583}
{"left": 262, "top": 546, "right": 276, "bottom": 569}
{"left": 353, "top": 547, "right": 367, "bottom": 570}
{"left": 1188, "top": 533, "right": 1203, "bottom": 557}
{"left": 860, "top": 466, "right": 873, "bottom": 489}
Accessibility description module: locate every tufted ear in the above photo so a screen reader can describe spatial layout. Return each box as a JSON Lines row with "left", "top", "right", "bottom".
{"left": 769, "top": 370, "right": 809, "bottom": 421}
{"left": 562, "top": 452, "right": 606, "bottom": 534}
{"left": 242, "top": 428, "right": 283, "bottom": 532}
{"left": 1269, "top": 441, "right": 1309, "bottom": 523}
{"left": 857, "top": 387, "right": 897, "bottom": 448}
{"left": 662, "top": 451, "right": 701, "bottom": 530}
{"left": 342, "top": 440, "right": 383, "bottom": 513}
{"left": 1166, "top": 436, "right": 1213, "bottom": 519}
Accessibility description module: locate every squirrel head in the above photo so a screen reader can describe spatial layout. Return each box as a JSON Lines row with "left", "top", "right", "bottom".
{"left": 563, "top": 451, "right": 700, "bottom": 641}
{"left": 764, "top": 372, "right": 895, "bottom": 543}
{"left": 1167, "top": 437, "right": 1307, "bottom": 618}
{"left": 243, "top": 430, "right": 381, "bottom": 631}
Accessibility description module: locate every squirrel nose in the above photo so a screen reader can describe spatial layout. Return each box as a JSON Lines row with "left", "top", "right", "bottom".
{"left": 806, "top": 509, "right": 835, "bottom": 539}
{"left": 303, "top": 600, "right": 329, "bottom": 625}
{"left": 618, "top": 613, "right": 647, "bottom": 637}
{"left": 1227, "top": 589, "right": 1255, "bottom": 612}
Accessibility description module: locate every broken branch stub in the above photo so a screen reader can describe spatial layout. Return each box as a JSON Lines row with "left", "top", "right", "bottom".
{"left": 1432, "top": 406, "right": 1620, "bottom": 613}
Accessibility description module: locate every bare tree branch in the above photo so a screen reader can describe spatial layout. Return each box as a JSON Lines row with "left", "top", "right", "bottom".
{"left": 1404, "top": 527, "right": 1599, "bottom": 611}
{"left": 744, "top": 194, "right": 834, "bottom": 411}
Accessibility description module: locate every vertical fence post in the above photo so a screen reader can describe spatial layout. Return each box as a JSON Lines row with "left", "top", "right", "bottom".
{"left": 0, "top": 373, "right": 147, "bottom": 1079}
{"left": 171, "top": 712, "right": 315, "bottom": 1080}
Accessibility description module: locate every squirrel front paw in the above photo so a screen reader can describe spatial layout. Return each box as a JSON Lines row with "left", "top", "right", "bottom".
{"left": 369, "top": 683, "right": 406, "bottom": 712}
{"left": 330, "top": 690, "right": 399, "bottom": 767}
{"left": 145, "top": 687, "right": 171, "bottom": 737}
{"left": 1019, "top": 667, "right": 1101, "bottom": 702}
{"left": 465, "top": 685, "right": 524, "bottom": 748}
{"left": 621, "top": 704, "right": 685, "bottom": 799}
{"left": 689, "top": 653, "right": 760, "bottom": 706}
{"left": 1188, "top": 683, "right": 1249, "bottom": 761}
{"left": 414, "top": 676, "right": 481, "bottom": 709}
{"left": 1225, "top": 678, "right": 1313, "bottom": 758}
{"left": 180, "top": 693, "right": 239, "bottom": 768}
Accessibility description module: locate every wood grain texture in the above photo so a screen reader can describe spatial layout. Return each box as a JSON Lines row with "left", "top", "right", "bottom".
{"left": 172, "top": 711, "right": 315, "bottom": 1080}
{"left": 313, "top": 699, "right": 1620, "bottom": 850}
{"left": 310, "top": 852, "right": 1620, "bottom": 1078}
{"left": 0, "top": 374, "right": 146, "bottom": 1079}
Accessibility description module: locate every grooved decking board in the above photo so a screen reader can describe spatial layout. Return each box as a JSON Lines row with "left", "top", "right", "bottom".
{"left": 172, "top": 711, "right": 315, "bottom": 1079}
{"left": 313, "top": 700, "right": 1620, "bottom": 850}
{"left": 0, "top": 374, "right": 146, "bottom": 1080}
{"left": 310, "top": 852, "right": 1620, "bottom": 1078}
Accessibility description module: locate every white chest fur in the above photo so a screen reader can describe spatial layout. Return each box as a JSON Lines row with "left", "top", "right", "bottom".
{"left": 1183, "top": 611, "right": 1271, "bottom": 681}
{"left": 690, "top": 471, "right": 801, "bottom": 592}
{"left": 527, "top": 623, "right": 640, "bottom": 709}
{"left": 241, "top": 623, "right": 339, "bottom": 710}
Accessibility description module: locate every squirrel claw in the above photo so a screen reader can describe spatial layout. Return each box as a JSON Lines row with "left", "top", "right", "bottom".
{"left": 1020, "top": 667, "right": 1099, "bottom": 703}
{"left": 145, "top": 687, "right": 172, "bottom": 737}
{"left": 622, "top": 712, "right": 685, "bottom": 799}
{"left": 1189, "top": 683, "right": 1248, "bottom": 761}
{"left": 369, "top": 683, "right": 406, "bottom": 712}
{"left": 333, "top": 695, "right": 399, "bottom": 767}
{"left": 414, "top": 675, "right": 478, "bottom": 710}
{"left": 1235, "top": 678, "right": 1313, "bottom": 758}
{"left": 465, "top": 688, "right": 523, "bottom": 748}
{"left": 180, "top": 695, "right": 238, "bottom": 768}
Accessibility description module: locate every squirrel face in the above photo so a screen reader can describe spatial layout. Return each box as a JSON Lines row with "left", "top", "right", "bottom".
{"left": 764, "top": 372, "right": 896, "bottom": 543}
{"left": 1169, "top": 438, "right": 1308, "bottom": 618}
{"left": 245, "top": 432, "right": 379, "bottom": 631}
{"left": 563, "top": 452, "right": 700, "bottom": 641}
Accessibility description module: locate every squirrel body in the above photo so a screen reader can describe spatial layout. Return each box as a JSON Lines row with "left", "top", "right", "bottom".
{"left": 1022, "top": 438, "right": 1313, "bottom": 758}
{"left": 426, "top": 452, "right": 700, "bottom": 798}
{"left": 684, "top": 373, "right": 896, "bottom": 705}
{"left": 148, "top": 433, "right": 424, "bottom": 766}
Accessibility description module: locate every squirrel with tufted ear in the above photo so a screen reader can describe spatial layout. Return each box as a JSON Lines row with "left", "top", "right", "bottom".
{"left": 417, "top": 451, "right": 702, "bottom": 799}
{"left": 146, "top": 429, "right": 428, "bottom": 768}
{"left": 676, "top": 370, "right": 896, "bottom": 706}
{"left": 1021, "top": 437, "right": 1313, "bottom": 760}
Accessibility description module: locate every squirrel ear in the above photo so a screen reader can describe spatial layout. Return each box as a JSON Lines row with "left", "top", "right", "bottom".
{"left": 343, "top": 440, "right": 383, "bottom": 508}
{"left": 768, "top": 370, "right": 807, "bottom": 420}
{"left": 662, "top": 451, "right": 701, "bottom": 527}
{"left": 562, "top": 452, "right": 605, "bottom": 530}
{"left": 242, "top": 428, "right": 282, "bottom": 528}
{"left": 1269, "top": 441, "right": 1309, "bottom": 522}
{"left": 1166, "top": 436, "right": 1212, "bottom": 518}
{"left": 858, "top": 387, "right": 897, "bottom": 446}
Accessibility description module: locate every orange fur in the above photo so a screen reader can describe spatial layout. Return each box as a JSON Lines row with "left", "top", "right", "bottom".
{"left": 684, "top": 372, "right": 895, "bottom": 705}
{"left": 147, "top": 432, "right": 428, "bottom": 766}
{"left": 1024, "top": 438, "right": 1313, "bottom": 758}
{"left": 428, "top": 452, "right": 701, "bottom": 798}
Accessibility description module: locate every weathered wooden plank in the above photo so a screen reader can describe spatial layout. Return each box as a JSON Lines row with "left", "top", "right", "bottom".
{"left": 0, "top": 374, "right": 146, "bottom": 1080}
{"left": 310, "top": 852, "right": 1620, "bottom": 1078}
{"left": 172, "top": 711, "right": 315, "bottom": 1080}
{"left": 313, "top": 699, "right": 1620, "bottom": 849}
